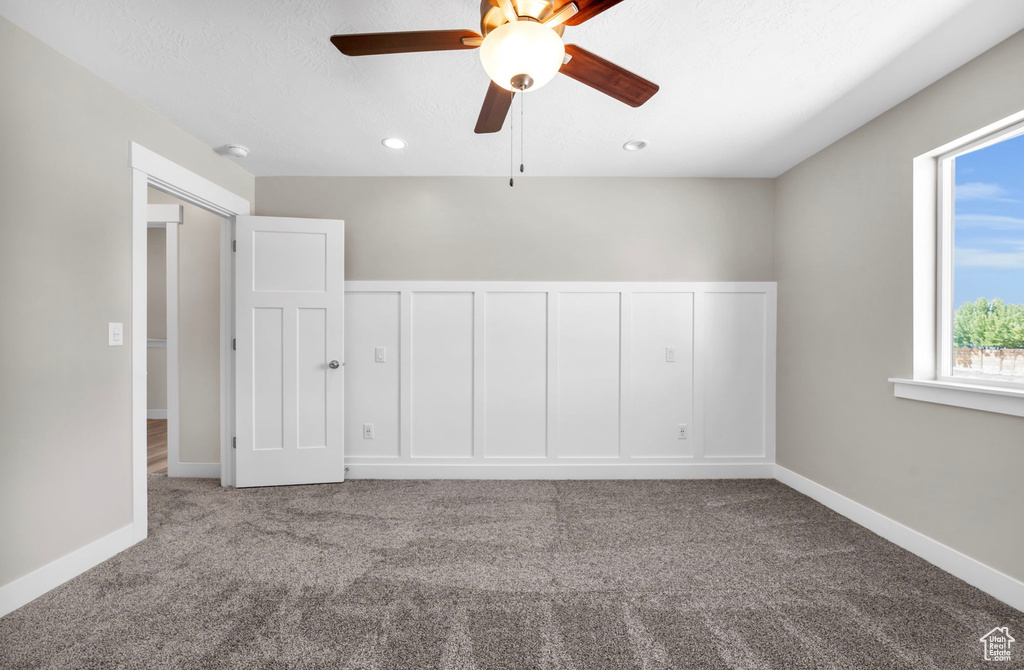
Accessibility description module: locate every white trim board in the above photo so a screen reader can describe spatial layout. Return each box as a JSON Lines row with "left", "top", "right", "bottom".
{"left": 172, "top": 462, "right": 221, "bottom": 479}
{"left": 147, "top": 204, "right": 183, "bottom": 225}
{"left": 775, "top": 465, "right": 1024, "bottom": 612}
{"left": 164, "top": 215, "right": 182, "bottom": 478}
{"left": 147, "top": 409, "right": 167, "bottom": 420}
{"left": 131, "top": 144, "right": 249, "bottom": 218}
{"left": 346, "top": 463, "right": 775, "bottom": 479}
{"left": 890, "top": 378, "right": 1024, "bottom": 417}
{"left": 349, "top": 281, "right": 778, "bottom": 293}
{"left": 0, "top": 524, "right": 134, "bottom": 619}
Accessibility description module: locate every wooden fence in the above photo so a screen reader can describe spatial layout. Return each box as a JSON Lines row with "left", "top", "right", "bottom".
{"left": 954, "top": 348, "right": 1024, "bottom": 374}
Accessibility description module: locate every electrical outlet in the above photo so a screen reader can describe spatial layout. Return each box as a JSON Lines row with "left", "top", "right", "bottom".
{"left": 677, "top": 424, "right": 688, "bottom": 439}
{"left": 362, "top": 423, "right": 374, "bottom": 439}
{"left": 375, "top": 346, "right": 386, "bottom": 363}
{"left": 665, "top": 346, "right": 676, "bottom": 363}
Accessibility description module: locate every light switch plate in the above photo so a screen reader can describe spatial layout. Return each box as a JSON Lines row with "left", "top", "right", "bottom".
{"left": 109, "top": 322, "right": 124, "bottom": 347}
{"left": 375, "top": 346, "right": 386, "bottom": 363}
{"left": 665, "top": 346, "right": 676, "bottom": 363}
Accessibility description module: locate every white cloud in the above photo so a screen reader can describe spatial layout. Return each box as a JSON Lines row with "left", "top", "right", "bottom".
{"left": 956, "top": 243, "right": 1024, "bottom": 269}
{"left": 955, "top": 182, "right": 1016, "bottom": 202}
{"left": 955, "top": 213, "right": 1024, "bottom": 230}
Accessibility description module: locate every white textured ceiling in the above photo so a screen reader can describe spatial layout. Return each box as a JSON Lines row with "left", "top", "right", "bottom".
{"left": 2, "top": 0, "right": 1023, "bottom": 177}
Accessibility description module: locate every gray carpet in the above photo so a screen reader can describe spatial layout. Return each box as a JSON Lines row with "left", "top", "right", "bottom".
{"left": 1, "top": 477, "right": 1020, "bottom": 669}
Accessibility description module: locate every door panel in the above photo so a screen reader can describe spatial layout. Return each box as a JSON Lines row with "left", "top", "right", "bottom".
{"left": 253, "top": 307, "right": 284, "bottom": 452}
{"left": 253, "top": 231, "right": 327, "bottom": 292}
{"left": 297, "top": 307, "right": 328, "bottom": 448}
{"left": 235, "top": 215, "right": 344, "bottom": 487}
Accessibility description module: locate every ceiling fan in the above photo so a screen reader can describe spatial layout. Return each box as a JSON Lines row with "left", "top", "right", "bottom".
{"left": 330, "top": 0, "right": 659, "bottom": 134}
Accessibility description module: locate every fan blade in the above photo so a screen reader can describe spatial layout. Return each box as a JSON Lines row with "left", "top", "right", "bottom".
{"left": 556, "top": 0, "right": 626, "bottom": 25}
{"left": 560, "top": 44, "right": 659, "bottom": 107}
{"left": 475, "top": 81, "right": 515, "bottom": 134}
{"left": 331, "top": 30, "right": 481, "bottom": 56}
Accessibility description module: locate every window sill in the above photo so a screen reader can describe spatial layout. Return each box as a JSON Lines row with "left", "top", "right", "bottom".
{"left": 890, "top": 378, "right": 1024, "bottom": 417}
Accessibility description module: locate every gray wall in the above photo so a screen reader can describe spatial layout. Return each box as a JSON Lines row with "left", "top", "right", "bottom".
{"left": 148, "top": 189, "right": 222, "bottom": 464}
{"left": 147, "top": 229, "right": 167, "bottom": 339}
{"left": 256, "top": 177, "right": 775, "bottom": 281}
{"left": 147, "top": 228, "right": 167, "bottom": 411}
{"left": 0, "top": 16, "right": 253, "bottom": 587}
{"left": 775, "top": 31, "right": 1024, "bottom": 581}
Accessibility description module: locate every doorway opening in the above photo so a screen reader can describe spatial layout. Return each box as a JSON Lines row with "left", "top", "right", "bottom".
{"left": 145, "top": 203, "right": 178, "bottom": 475}
{"left": 130, "top": 143, "right": 250, "bottom": 542}
{"left": 146, "top": 224, "right": 168, "bottom": 475}
{"left": 146, "top": 191, "right": 224, "bottom": 479}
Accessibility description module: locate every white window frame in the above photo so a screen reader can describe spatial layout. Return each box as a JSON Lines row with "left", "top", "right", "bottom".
{"left": 891, "top": 109, "right": 1024, "bottom": 417}
{"left": 936, "top": 118, "right": 1024, "bottom": 389}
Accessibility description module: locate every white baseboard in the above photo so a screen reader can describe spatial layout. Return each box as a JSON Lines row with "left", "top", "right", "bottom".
{"left": 147, "top": 409, "right": 167, "bottom": 419}
{"left": 167, "top": 461, "right": 220, "bottom": 479}
{"left": 775, "top": 465, "right": 1024, "bottom": 612}
{"left": 0, "top": 524, "right": 136, "bottom": 619}
{"left": 346, "top": 462, "right": 776, "bottom": 480}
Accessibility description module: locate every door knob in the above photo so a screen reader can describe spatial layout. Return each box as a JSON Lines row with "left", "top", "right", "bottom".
{"left": 329, "top": 360, "right": 341, "bottom": 369}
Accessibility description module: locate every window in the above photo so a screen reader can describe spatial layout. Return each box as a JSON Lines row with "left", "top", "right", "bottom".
{"left": 938, "top": 122, "right": 1024, "bottom": 389}
{"left": 892, "top": 112, "right": 1024, "bottom": 417}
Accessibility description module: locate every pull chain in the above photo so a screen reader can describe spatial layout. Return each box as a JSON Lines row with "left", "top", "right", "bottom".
{"left": 509, "top": 87, "right": 528, "bottom": 187}
{"left": 520, "top": 90, "right": 525, "bottom": 176}
{"left": 509, "top": 89, "right": 515, "bottom": 188}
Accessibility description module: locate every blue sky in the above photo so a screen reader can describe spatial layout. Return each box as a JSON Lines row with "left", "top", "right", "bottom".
{"left": 953, "top": 131, "right": 1024, "bottom": 307}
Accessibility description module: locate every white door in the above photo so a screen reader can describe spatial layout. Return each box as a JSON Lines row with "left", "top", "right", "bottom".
{"left": 234, "top": 215, "right": 345, "bottom": 487}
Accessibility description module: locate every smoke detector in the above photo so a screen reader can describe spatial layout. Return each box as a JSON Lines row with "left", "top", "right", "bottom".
{"left": 222, "top": 144, "right": 249, "bottom": 158}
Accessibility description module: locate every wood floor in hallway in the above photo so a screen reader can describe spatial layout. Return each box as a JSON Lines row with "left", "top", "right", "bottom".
{"left": 147, "top": 419, "right": 167, "bottom": 474}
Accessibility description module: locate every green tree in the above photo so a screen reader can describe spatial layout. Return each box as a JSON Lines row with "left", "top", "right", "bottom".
{"left": 953, "top": 298, "right": 1024, "bottom": 348}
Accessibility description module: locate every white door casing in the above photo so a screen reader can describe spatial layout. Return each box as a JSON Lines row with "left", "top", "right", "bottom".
{"left": 234, "top": 215, "right": 345, "bottom": 487}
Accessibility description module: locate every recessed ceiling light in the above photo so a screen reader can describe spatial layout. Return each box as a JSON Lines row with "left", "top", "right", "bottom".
{"left": 382, "top": 137, "right": 407, "bottom": 150}
{"left": 623, "top": 139, "right": 648, "bottom": 152}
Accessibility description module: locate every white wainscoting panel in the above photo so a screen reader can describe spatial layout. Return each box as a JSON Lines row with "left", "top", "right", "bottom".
{"left": 345, "top": 292, "right": 401, "bottom": 458}
{"left": 484, "top": 293, "right": 548, "bottom": 459}
{"left": 704, "top": 292, "right": 768, "bottom": 459}
{"left": 410, "top": 292, "right": 474, "bottom": 459}
{"left": 344, "top": 282, "right": 776, "bottom": 478}
{"left": 631, "top": 293, "right": 695, "bottom": 458}
{"left": 558, "top": 293, "right": 621, "bottom": 459}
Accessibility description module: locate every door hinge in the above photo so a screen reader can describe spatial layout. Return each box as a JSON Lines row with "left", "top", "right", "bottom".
{"left": 232, "top": 338, "right": 236, "bottom": 351}
{"left": 232, "top": 240, "right": 237, "bottom": 252}
{"left": 232, "top": 437, "right": 236, "bottom": 449}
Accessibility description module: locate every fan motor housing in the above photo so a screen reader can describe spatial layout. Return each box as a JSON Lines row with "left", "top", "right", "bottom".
{"left": 480, "top": 0, "right": 566, "bottom": 37}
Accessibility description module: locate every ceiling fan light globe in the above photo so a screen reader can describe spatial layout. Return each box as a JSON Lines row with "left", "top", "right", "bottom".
{"left": 480, "top": 20, "right": 565, "bottom": 92}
